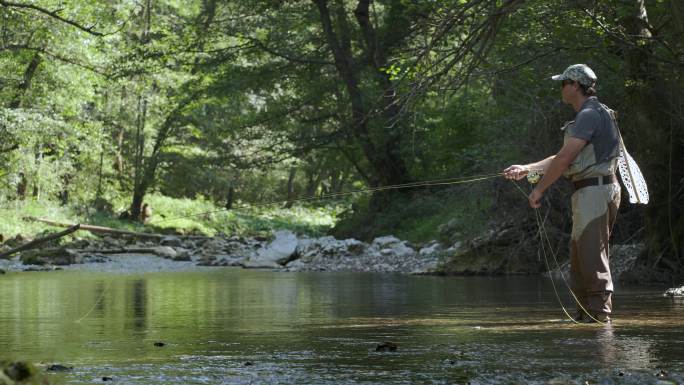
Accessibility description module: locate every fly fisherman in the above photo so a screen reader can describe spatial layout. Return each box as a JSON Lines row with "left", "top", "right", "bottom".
{"left": 503, "top": 64, "right": 621, "bottom": 323}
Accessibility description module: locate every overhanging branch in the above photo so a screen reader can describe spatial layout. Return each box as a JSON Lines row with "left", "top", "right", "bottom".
{"left": 0, "top": 0, "right": 104, "bottom": 36}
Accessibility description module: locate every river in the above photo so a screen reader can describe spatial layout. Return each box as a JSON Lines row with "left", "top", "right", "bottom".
{"left": 1, "top": 267, "right": 683, "bottom": 384}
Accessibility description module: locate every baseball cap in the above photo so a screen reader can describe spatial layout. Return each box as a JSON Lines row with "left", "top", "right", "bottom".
{"left": 551, "top": 64, "right": 597, "bottom": 87}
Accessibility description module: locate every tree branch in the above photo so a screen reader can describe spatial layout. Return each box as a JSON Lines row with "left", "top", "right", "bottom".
{"left": 0, "top": 0, "right": 104, "bottom": 36}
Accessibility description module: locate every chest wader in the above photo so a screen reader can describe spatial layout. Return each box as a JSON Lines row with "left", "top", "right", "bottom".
{"left": 561, "top": 117, "right": 620, "bottom": 321}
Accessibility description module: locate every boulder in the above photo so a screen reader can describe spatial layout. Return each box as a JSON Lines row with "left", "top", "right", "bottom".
{"left": 419, "top": 241, "right": 442, "bottom": 256}
{"left": 370, "top": 236, "right": 415, "bottom": 259}
{"left": 371, "top": 235, "right": 402, "bottom": 249}
{"left": 284, "top": 259, "right": 307, "bottom": 272}
{"left": 249, "top": 230, "right": 297, "bottom": 266}
{"left": 160, "top": 236, "right": 183, "bottom": 247}
{"left": 171, "top": 249, "right": 192, "bottom": 261}
{"left": 152, "top": 246, "right": 177, "bottom": 259}
{"left": 20, "top": 248, "right": 79, "bottom": 266}
{"left": 296, "top": 236, "right": 366, "bottom": 264}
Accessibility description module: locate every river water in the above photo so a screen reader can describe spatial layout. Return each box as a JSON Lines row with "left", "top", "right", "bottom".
{"left": 1, "top": 267, "right": 683, "bottom": 384}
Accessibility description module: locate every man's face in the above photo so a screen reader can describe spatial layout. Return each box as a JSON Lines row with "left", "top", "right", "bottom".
{"left": 560, "top": 79, "right": 577, "bottom": 104}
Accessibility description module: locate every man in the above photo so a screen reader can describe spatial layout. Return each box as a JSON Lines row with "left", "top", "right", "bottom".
{"left": 503, "top": 64, "right": 621, "bottom": 323}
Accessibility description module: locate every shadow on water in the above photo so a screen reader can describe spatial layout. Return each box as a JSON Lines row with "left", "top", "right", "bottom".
{"left": 0, "top": 269, "right": 682, "bottom": 384}
{"left": 131, "top": 279, "right": 147, "bottom": 331}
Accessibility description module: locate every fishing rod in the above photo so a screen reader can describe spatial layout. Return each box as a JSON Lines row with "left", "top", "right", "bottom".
{"left": 153, "top": 172, "right": 505, "bottom": 224}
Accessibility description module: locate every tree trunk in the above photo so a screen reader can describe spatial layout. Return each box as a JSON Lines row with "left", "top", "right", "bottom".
{"left": 130, "top": 94, "right": 148, "bottom": 220}
{"left": 312, "top": 0, "right": 410, "bottom": 187}
{"left": 284, "top": 167, "right": 297, "bottom": 208}
{"left": 225, "top": 185, "right": 235, "bottom": 210}
{"left": 618, "top": 0, "right": 684, "bottom": 262}
{"left": 10, "top": 51, "right": 42, "bottom": 109}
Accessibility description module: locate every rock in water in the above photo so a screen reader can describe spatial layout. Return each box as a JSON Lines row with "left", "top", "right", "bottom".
{"left": 375, "top": 342, "right": 398, "bottom": 352}
{"left": 47, "top": 364, "right": 73, "bottom": 372}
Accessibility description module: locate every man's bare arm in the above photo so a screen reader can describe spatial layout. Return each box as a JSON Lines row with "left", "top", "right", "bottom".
{"left": 503, "top": 155, "right": 555, "bottom": 180}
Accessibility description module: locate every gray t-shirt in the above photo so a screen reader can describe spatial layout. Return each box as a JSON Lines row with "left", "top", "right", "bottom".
{"left": 569, "top": 97, "right": 619, "bottom": 164}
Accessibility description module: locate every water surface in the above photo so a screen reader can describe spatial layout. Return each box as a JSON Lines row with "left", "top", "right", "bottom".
{"left": 1, "top": 268, "right": 682, "bottom": 384}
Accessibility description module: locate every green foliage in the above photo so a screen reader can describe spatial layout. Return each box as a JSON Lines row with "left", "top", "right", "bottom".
{"left": 0, "top": 194, "right": 342, "bottom": 241}
{"left": 334, "top": 185, "right": 493, "bottom": 244}
{"left": 0, "top": 0, "right": 681, "bottom": 264}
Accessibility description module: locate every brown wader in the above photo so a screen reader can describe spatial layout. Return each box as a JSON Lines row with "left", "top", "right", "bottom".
{"left": 561, "top": 105, "right": 621, "bottom": 320}
{"left": 569, "top": 181, "right": 621, "bottom": 318}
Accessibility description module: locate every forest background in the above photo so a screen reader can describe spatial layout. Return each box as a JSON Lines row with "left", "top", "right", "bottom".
{"left": 1, "top": 0, "right": 682, "bottom": 280}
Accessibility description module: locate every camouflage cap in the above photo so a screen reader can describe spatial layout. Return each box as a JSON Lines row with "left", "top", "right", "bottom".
{"left": 551, "top": 64, "right": 597, "bottom": 87}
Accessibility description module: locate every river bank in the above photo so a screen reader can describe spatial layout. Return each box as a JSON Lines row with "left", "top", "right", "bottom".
{"left": 0, "top": 228, "right": 671, "bottom": 289}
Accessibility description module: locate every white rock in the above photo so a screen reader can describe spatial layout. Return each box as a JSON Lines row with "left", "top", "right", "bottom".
{"left": 371, "top": 235, "right": 402, "bottom": 248}
{"left": 152, "top": 246, "right": 177, "bottom": 259}
{"left": 419, "top": 240, "right": 442, "bottom": 256}
{"left": 252, "top": 230, "right": 298, "bottom": 265}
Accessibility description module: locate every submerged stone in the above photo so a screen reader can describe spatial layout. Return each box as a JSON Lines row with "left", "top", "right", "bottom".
{"left": 0, "top": 361, "right": 48, "bottom": 384}
{"left": 375, "top": 342, "right": 397, "bottom": 352}
{"left": 46, "top": 364, "right": 73, "bottom": 372}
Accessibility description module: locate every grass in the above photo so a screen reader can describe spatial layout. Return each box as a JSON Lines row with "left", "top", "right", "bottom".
{"left": 332, "top": 183, "right": 495, "bottom": 245}
{"left": 0, "top": 194, "right": 346, "bottom": 241}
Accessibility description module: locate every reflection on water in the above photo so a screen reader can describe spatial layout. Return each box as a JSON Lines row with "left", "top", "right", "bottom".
{"left": 0, "top": 269, "right": 682, "bottom": 384}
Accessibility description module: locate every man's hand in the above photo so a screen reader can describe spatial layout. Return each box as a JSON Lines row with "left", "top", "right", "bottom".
{"left": 528, "top": 187, "right": 543, "bottom": 208}
{"left": 503, "top": 165, "right": 528, "bottom": 180}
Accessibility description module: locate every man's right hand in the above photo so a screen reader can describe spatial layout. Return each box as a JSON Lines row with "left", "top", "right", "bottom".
{"left": 503, "top": 165, "right": 529, "bottom": 180}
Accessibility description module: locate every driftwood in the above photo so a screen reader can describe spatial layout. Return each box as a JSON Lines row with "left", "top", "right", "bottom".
{"left": 25, "top": 217, "right": 212, "bottom": 240}
{"left": 0, "top": 224, "right": 80, "bottom": 259}
{"left": 26, "top": 217, "right": 165, "bottom": 238}
{"left": 76, "top": 248, "right": 166, "bottom": 254}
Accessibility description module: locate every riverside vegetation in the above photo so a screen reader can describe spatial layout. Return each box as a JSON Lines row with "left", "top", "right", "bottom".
{"left": 1, "top": 2, "right": 682, "bottom": 280}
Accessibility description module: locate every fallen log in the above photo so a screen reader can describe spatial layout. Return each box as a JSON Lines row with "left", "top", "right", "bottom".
{"left": 75, "top": 248, "right": 165, "bottom": 254}
{"left": 0, "top": 224, "right": 80, "bottom": 259}
{"left": 25, "top": 217, "right": 212, "bottom": 240}
{"left": 26, "top": 217, "right": 165, "bottom": 239}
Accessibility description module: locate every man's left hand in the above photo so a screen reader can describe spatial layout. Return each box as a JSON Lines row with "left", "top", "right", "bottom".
{"left": 528, "top": 188, "right": 543, "bottom": 208}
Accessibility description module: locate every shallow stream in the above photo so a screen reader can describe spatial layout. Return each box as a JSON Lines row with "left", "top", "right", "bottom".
{"left": 1, "top": 266, "right": 683, "bottom": 384}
